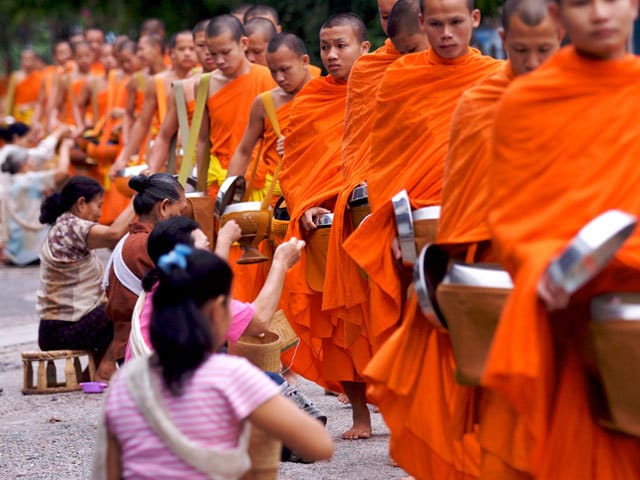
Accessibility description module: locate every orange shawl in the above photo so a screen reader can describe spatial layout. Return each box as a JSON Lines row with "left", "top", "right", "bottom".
{"left": 13, "top": 70, "right": 42, "bottom": 106}
{"left": 207, "top": 64, "right": 276, "bottom": 172}
{"left": 346, "top": 48, "right": 502, "bottom": 345}
{"left": 278, "top": 75, "right": 353, "bottom": 387}
{"left": 436, "top": 61, "right": 515, "bottom": 261}
{"left": 63, "top": 76, "right": 87, "bottom": 126}
{"left": 486, "top": 47, "right": 640, "bottom": 479}
{"left": 322, "top": 40, "right": 401, "bottom": 375}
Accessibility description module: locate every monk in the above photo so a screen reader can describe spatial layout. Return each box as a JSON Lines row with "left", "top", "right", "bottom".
{"left": 245, "top": 17, "right": 278, "bottom": 66}
{"left": 243, "top": 4, "right": 283, "bottom": 32}
{"left": 140, "top": 18, "right": 166, "bottom": 40}
{"left": 231, "top": 4, "right": 253, "bottom": 24}
{"left": 387, "top": 0, "right": 432, "bottom": 54}
{"left": 278, "top": 13, "right": 370, "bottom": 439}
{"left": 5, "top": 49, "right": 43, "bottom": 126}
{"left": 195, "top": 14, "right": 275, "bottom": 200}
{"left": 32, "top": 41, "right": 72, "bottom": 133}
{"left": 146, "top": 19, "right": 216, "bottom": 175}
{"left": 485, "top": 0, "right": 640, "bottom": 478}
{"left": 110, "top": 32, "right": 196, "bottom": 176}
{"left": 349, "top": 0, "right": 502, "bottom": 476}
{"left": 50, "top": 41, "right": 93, "bottom": 129}
{"left": 115, "top": 40, "right": 144, "bottom": 145}
{"left": 86, "top": 28, "right": 106, "bottom": 76}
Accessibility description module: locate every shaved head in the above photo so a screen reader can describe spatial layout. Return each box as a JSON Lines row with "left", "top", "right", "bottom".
{"left": 207, "top": 14, "right": 246, "bottom": 42}
{"left": 193, "top": 19, "right": 211, "bottom": 36}
{"left": 502, "top": 0, "right": 549, "bottom": 34}
{"left": 420, "top": 0, "right": 475, "bottom": 13}
{"left": 245, "top": 17, "right": 278, "bottom": 39}
{"left": 267, "top": 32, "right": 308, "bottom": 56}
{"left": 244, "top": 5, "right": 280, "bottom": 26}
{"left": 141, "top": 18, "right": 166, "bottom": 39}
{"left": 321, "top": 13, "right": 368, "bottom": 43}
{"left": 388, "top": 0, "right": 422, "bottom": 38}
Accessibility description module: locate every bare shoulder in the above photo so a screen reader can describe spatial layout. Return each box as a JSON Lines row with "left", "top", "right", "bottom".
{"left": 208, "top": 70, "right": 230, "bottom": 97}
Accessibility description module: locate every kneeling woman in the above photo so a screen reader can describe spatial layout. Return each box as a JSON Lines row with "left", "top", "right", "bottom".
{"left": 37, "top": 176, "right": 134, "bottom": 381}
{"left": 102, "top": 247, "right": 333, "bottom": 479}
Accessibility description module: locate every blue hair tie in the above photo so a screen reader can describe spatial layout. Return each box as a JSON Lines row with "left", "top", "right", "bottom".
{"left": 157, "top": 244, "right": 193, "bottom": 273}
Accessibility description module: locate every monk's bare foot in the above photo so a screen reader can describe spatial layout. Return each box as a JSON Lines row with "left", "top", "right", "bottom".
{"left": 337, "top": 393, "right": 351, "bottom": 405}
{"left": 282, "top": 369, "right": 299, "bottom": 385}
{"left": 342, "top": 421, "right": 372, "bottom": 440}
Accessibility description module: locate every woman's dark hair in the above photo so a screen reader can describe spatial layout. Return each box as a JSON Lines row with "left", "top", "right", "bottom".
{"left": 150, "top": 248, "right": 232, "bottom": 395}
{"left": 0, "top": 122, "right": 29, "bottom": 143}
{"left": 39, "top": 176, "right": 104, "bottom": 225}
{"left": 128, "top": 173, "right": 183, "bottom": 216}
{"left": 142, "top": 216, "right": 199, "bottom": 292}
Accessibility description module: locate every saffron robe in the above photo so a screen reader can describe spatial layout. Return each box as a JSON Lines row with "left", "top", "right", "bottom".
{"left": 485, "top": 46, "right": 640, "bottom": 480}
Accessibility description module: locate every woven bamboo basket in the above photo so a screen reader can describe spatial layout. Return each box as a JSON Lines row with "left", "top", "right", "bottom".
{"left": 228, "top": 331, "right": 281, "bottom": 373}
{"left": 269, "top": 310, "right": 299, "bottom": 352}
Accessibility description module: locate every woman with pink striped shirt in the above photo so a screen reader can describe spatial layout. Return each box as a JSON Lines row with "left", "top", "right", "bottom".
{"left": 101, "top": 247, "right": 333, "bottom": 479}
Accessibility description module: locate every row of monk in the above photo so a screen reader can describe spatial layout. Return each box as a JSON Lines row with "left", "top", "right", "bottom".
{"left": 3, "top": 0, "right": 640, "bottom": 478}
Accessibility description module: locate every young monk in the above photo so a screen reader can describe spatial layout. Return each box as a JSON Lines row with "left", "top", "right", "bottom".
{"left": 278, "top": 13, "right": 370, "bottom": 440}
{"left": 226, "top": 33, "right": 313, "bottom": 202}
{"left": 195, "top": 15, "right": 275, "bottom": 200}
{"left": 322, "top": 0, "right": 429, "bottom": 384}
{"left": 146, "top": 19, "right": 216, "bottom": 174}
{"left": 4, "top": 49, "right": 43, "bottom": 126}
{"left": 33, "top": 41, "right": 72, "bottom": 134}
{"left": 388, "top": 0, "right": 432, "bottom": 53}
{"left": 243, "top": 4, "right": 283, "bottom": 32}
{"left": 231, "top": 4, "right": 253, "bottom": 23}
{"left": 245, "top": 17, "right": 278, "bottom": 66}
{"left": 347, "top": 0, "right": 501, "bottom": 476}
{"left": 86, "top": 28, "right": 105, "bottom": 75}
{"left": 50, "top": 41, "right": 93, "bottom": 129}
{"left": 110, "top": 32, "right": 196, "bottom": 176}
{"left": 485, "top": 0, "right": 640, "bottom": 478}
{"left": 115, "top": 40, "right": 144, "bottom": 145}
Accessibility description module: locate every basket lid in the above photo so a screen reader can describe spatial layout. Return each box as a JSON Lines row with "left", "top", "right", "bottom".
{"left": 215, "top": 176, "right": 246, "bottom": 217}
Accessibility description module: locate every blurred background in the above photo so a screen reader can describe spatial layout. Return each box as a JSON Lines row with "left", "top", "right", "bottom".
{"left": 0, "top": 0, "right": 509, "bottom": 72}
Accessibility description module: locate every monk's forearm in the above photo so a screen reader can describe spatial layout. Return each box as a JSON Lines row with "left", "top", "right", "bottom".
{"left": 227, "top": 148, "right": 252, "bottom": 177}
{"left": 146, "top": 134, "right": 170, "bottom": 173}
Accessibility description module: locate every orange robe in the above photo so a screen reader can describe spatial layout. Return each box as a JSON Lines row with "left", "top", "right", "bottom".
{"left": 351, "top": 48, "right": 502, "bottom": 479}
{"left": 278, "top": 75, "right": 353, "bottom": 389}
{"left": 436, "top": 61, "right": 515, "bottom": 262}
{"left": 322, "top": 39, "right": 401, "bottom": 378}
{"left": 205, "top": 64, "right": 275, "bottom": 304}
{"left": 205, "top": 63, "right": 275, "bottom": 197}
{"left": 485, "top": 46, "right": 640, "bottom": 479}
{"left": 9, "top": 70, "right": 43, "bottom": 124}
{"left": 63, "top": 76, "right": 87, "bottom": 126}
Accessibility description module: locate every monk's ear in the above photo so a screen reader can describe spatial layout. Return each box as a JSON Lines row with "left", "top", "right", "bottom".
{"left": 301, "top": 54, "right": 310, "bottom": 67}
{"left": 418, "top": 13, "right": 426, "bottom": 32}
{"left": 361, "top": 41, "right": 371, "bottom": 55}
{"left": 240, "top": 36, "right": 249, "bottom": 52}
{"left": 498, "top": 27, "right": 506, "bottom": 44}
{"left": 471, "top": 9, "right": 481, "bottom": 29}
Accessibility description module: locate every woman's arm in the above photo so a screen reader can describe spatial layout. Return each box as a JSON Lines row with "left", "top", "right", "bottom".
{"left": 105, "top": 429, "right": 122, "bottom": 480}
{"left": 86, "top": 201, "right": 135, "bottom": 250}
{"left": 248, "top": 394, "right": 333, "bottom": 461}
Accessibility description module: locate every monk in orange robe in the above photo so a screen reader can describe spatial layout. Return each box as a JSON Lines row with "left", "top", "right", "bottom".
{"left": 245, "top": 17, "right": 277, "bottom": 67}
{"left": 5, "top": 49, "right": 43, "bottom": 126}
{"left": 322, "top": 0, "right": 431, "bottom": 410}
{"left": 196, "top": 15, "right": 276, "bottom": 200}
{"left": 50, "top": 41, "right": 93, "bottom": 129}
{"left": 86, "top": 28, "right": 106, "bottom": 76}
{"left": 278, "top": 13, "right": 370, "bottom": 439}
{"left": 351, "top": 0, "right": 501, "bottom": 476}
{"left": 33, "top": 40, "right": 72, "bottom": 134}
{"left": 147, "top": 20, "right": 217, "bottom": 174}
{"left": 485, "top": 0, "right": 640, "bottom": 478}
{"left": 110, "top": 32, "right": 196, "bottom": 177}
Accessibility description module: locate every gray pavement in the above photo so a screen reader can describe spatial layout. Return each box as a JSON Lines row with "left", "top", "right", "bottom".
{"left": 0, "top": 262, "right": 409, "bottom": 479}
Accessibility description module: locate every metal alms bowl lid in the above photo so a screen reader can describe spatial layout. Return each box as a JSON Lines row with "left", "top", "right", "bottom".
{"left": 215, "top": 176, "right": 246, "bottom": 217}
{"left": 316, "top": 213, "right": 334, "bottom": 228}
{"left": 413, "top": 244, "right": 450, "bottom": 327}
{"left": 349, "top": 183, "right": 369, "bottom": 206}
{"left": 392, "top": 189, "right": 417, "bottom": 264}
{"left": 443, "top": 263, "right": 513, "bottom": 289}
{"left": 222, "top": 201, "right": 263, "bottom": 215}
{"left": 413, "top": 205, "right": 441, "bottom": 221}
{"left": 547, "top": 210, "right": 637, "bottom": 294}
{"left": 591, "top": 293, "right": 640, "bottom": 321}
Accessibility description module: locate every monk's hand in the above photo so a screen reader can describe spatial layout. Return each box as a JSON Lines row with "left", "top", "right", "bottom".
{"left": 273, "top": 237, "right": 306, "bottom": 270}
{"left": 391, "top": 236, "right": 403, "bottom": 264}
{"left": 217, "top": 220, "right": 242, "bottom": 247}
{"left": 110, "top": 154, "right": 128, "bottom": 181}
{"left": 276, "top": 136, "right": 285, "bottom": 157}
{"left": 300, "top": 207, "right": 331, "bottom": 232}
{"left": 537, "top": 271, "right": 570, "bottom": 311}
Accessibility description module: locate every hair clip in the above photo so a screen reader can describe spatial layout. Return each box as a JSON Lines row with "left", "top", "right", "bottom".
{"left": 157, "top": 244, "right": 193, "bottom": 273}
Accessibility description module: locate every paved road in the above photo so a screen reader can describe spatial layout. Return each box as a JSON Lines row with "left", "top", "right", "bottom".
{"left": 0, "top": 262, "right": 409, "bottom": 479}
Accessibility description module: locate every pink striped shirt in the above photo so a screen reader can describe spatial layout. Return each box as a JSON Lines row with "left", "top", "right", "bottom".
{"left": 105, "top": 354, "right": 279, "bottom": 479}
